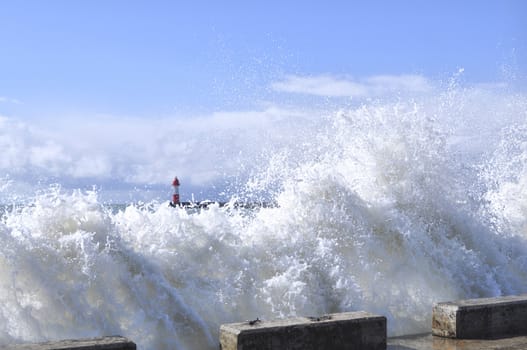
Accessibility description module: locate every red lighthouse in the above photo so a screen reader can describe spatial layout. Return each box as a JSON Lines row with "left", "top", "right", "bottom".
{"left": 171, "top": 176, "right": 180, "bottom": 206}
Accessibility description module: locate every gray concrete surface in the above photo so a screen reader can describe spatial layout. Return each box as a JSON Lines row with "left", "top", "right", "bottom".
{"left": 388, "top": 333, "right": 527, "bottom": 350}
{"left": 0, "top": 336, "right": 136, "bottom": 350}
{"left": 432, "top": 294, "right": 527, "bottom": 339}
{"left": 220, "top": 311, "right": 386, "bottom": 350}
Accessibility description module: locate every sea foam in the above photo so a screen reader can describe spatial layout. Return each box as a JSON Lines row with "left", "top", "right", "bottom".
{"left": 1, "top": 84, "right": 526, "bottom": 349}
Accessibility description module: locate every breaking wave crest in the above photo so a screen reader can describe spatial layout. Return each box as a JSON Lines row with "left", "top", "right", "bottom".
{"left": 1, "top": 84, "right": 527, "bottom": 349}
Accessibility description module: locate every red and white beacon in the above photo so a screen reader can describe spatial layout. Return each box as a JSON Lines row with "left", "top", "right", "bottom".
{"left": 170, "top": 176, "right": 180, "bottom": 206}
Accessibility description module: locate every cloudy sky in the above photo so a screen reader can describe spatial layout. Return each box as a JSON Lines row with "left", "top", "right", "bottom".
{"left": 0, "top": 0, "right": 526, "bottom": 202}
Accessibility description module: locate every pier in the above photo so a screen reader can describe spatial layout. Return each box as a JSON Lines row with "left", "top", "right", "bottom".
{"left": 171, "top": 201, "right": 275, "bottom": 209}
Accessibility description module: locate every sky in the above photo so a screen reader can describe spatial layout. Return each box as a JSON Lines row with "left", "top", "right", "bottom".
{"left": 0, "top": 0, "right": 526, "bottom": 202}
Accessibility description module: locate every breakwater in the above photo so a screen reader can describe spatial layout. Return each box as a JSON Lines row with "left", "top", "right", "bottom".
{"left": 7, "top": 295, "right": 527, "bottom": 350}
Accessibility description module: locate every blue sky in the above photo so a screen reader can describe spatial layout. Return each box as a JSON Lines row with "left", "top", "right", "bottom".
{"left": 1, "top": 0, "right": 525, "bottom": 117}
{"left": 0, "top": 1, "right": 526, "bottom": 202}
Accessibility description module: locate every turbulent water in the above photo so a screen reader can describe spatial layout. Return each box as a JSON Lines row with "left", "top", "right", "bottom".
{"left": 1, "top": 83, "right": 527, "bottom": 349}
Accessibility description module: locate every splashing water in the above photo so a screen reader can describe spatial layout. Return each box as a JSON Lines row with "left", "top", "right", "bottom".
{"left": 1, "top": 85, "right": 526, "bottom": 349}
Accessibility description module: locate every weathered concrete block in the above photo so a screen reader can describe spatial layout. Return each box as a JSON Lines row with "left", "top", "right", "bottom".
{"left": 0, "top": 336, "right": 136, "bottom": 350}
{"left": 220, "top": 311, "right": 386, "bottom": 350}
{"left": 432, "top": 294, "right": 527, "bottom": 339}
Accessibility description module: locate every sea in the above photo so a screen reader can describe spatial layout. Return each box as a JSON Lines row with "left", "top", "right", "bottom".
{"left": 1, "top": 81, "right": 526, "bottom": 349}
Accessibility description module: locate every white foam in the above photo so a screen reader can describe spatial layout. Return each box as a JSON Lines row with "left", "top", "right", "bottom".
{"left": 1, "top": 85, "right": 526, "bottom": 349}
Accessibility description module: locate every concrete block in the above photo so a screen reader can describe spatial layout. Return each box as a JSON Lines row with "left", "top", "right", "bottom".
{"left": 0, "top": 336, "right": 136, "bottom": 350}
{"left": 432, "top": 294, "right": 527, "bottom": 339}
{"left": 220, "top": 311, "right": 386, "bottom": 350}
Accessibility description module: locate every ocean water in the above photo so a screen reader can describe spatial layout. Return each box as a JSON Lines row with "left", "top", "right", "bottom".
{"left": 1, "top": 84, "right": 527, "bottom": 349}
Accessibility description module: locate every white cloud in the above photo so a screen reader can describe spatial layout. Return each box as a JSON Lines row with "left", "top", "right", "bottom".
{"left": 1, "top": 78, "right": 523, "bottom": 203}
{"left": 0, "top": 107, "right": 315, "bottom": 189}
{"left": 272, "top": 75, "right": 368, "bottom": 97}
{"left": 0, "top": 116, "right": 30, "bottom": 170}
{"left": 69, "top": 155, "right": 112, "bottom": 178}
{"left": 271, "top": 74, "right": 433, "bottom": 98}
{"left": 364, "top": 75, "right": 432, "bottom": 94}
{"left": 29, "top": 142, "right": 71, "bottom": 174}
{"left": 0, "top": 96, "right": 21, "bottom": 104}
